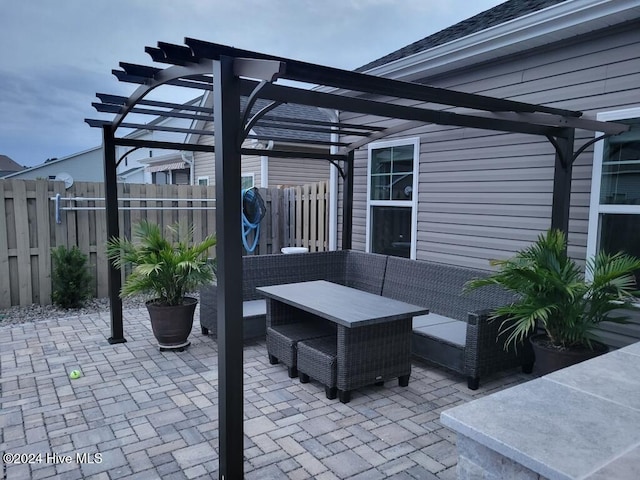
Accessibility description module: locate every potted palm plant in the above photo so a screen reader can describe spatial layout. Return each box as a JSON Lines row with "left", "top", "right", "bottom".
{"left": 466, "top": 229, "right": 640, "bottom": 375}
{"left": 106, "top": 220, "right": 216, "bottom": 351}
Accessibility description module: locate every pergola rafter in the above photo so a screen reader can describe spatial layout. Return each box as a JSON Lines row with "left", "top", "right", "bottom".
{"left": 86, "top": 37, "right": 629, "bottom": 479}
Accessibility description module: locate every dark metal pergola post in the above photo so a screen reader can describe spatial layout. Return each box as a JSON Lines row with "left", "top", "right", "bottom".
{"left": 213, "top": 56, "right": 244, "bottom": 479}
{"left": 103, "top": 125, "right": 125, "bottom": 344}
{"left": 550, "top": 128, "right": 576, "bottom": 235}
{"left": 341, "top": 150, "right": 354, "bottom": 250}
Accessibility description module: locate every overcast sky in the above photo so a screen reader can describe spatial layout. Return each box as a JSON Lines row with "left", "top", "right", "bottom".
{"left": 1, "top": 0, "right": 503, "bottom": 167}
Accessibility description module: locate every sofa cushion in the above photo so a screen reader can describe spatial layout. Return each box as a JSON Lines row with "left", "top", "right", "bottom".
{"left": 414, "top": 318, "right": 467, "bottom": 347}
{"left": 244, "top": 299, "right": 267, "bottom": 319}
{"left": 413, "top": 313, "right": 458, "bottom": 329}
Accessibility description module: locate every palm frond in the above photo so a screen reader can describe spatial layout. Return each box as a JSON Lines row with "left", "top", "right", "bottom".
{"left": 465, "top": 228, "right": 640, "bottom": 349}
{"left": 106, "top": 221, "right": 217, "bottom": 306}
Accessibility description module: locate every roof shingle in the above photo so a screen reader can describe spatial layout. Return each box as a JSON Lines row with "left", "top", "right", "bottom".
{"left": 356, "top": 0, "right": 568, "bottom": 72}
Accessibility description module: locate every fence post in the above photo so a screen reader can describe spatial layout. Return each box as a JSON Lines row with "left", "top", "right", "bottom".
{"left": 0, "top": 181, "right": 10, "bottom": 308}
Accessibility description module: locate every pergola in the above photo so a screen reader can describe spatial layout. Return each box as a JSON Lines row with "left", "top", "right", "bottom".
{"left": 86, "top": 38, "right": 628, "bottom": 478}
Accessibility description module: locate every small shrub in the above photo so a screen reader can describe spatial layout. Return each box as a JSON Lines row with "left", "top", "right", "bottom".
{"left": 51, "top": 246, "right": 93, "bottom": 308}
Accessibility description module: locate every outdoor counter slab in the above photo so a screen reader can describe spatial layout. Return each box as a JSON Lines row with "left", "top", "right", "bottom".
{"left": 441, "top": 342, "right": 640, "bottom": 480}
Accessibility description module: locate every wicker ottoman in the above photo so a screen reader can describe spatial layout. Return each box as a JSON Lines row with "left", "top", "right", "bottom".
{"left": 266, "top": 322, "right": 334, "bottom": 378}
{"left": 297, "top": 336, "right": 338, "bottom": 400}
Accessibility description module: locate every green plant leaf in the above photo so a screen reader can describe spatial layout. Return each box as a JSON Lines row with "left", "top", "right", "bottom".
{"left": 106, "top": 220, "right": 216, "bottom": 306}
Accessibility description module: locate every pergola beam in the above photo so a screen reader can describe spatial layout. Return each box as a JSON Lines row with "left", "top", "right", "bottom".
{"left": 183, "top": 38, "right": 582, "bottom": 117}
{"left": 114, "top": 137, "right": 215, "bottom": 153}
{"left": 256, "top": 82, "right": 568, "bottom": 137}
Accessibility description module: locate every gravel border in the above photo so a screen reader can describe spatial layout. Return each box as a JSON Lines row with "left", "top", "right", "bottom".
{"left": 0, "top": 293, "right": 199, "bottom": 327}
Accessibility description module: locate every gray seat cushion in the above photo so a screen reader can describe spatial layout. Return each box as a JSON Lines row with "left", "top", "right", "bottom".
{"left": 244, "top": 299, "right": 266, "bottom": 318}
{"left": 413, "top": 314, "right": 467, "bottom": 347}
{"left": 413, "top": 313, "right": 458, "bottom": 329}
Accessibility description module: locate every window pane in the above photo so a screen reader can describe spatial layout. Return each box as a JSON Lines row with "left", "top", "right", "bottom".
{"left": 371, "top": 174, "right": 390, "bottom": 200}
{"left": 371, "top": 149, "right": 392, "bottom": 175}
{"left": 392, "top": 145, "right": 414, "bottom": 173}
{"left": 371, "top": 206, "right": 411, "bottom": 258}
{"left": 600, "top": 213, "right": 640, "bottom": 284}
{"left": 391, "top": 173, "right": 413, "bottom": 200}
{"left": 600, "top": 119, "right": 640, "bottom": 204}
{"left": 370, "top": 144, "right": 414, "bottom": 201}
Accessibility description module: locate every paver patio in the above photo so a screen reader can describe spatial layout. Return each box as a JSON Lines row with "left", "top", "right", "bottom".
{"left": 0, "top": 307, "right": 530, "bottom": 479}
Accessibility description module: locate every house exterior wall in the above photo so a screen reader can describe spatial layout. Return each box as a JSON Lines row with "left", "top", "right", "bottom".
{"left": 269, "top": 157, "right": 330, "bottom": 187}
{"left": 193, "top": 121, "right": 330, "bottom": 187}
{"left": 344, "top": 20, "right": 640, "bottom": 271}
{"left": 192, "top": 132, "right": 263, "bottom": 186}
{"left": 6, "top": 147, "right": 104, "bottom": 182}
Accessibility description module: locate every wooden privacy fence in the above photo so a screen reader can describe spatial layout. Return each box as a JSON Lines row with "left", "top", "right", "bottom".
{"left": 0, "top": 179, "right": 329, "bottom": 307}
{"left": 249, "top": 181, "right": 329, "bottom": 256}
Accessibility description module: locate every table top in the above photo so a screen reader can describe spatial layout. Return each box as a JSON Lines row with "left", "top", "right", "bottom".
{"left": 257, "top": 280, "right": 428, "bottom": 328}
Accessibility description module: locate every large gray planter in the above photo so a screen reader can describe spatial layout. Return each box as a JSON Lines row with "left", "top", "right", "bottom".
{"left": 146, "top": 297, "right": 197, "bottom": 351}
{"left": 530, "top": 333, "right": 608, "bottom": 375}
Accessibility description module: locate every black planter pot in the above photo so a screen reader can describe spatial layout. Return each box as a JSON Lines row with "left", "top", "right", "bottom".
{"left": 146, "top": 297, "right": 197, "bottom": 351}
{"left": 530, "top": 334, "right": 608, "bottom": 376}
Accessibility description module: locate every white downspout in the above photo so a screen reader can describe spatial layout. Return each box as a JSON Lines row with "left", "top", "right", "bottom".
{"left": 181, "top": 151, "right": 195, "bottom": 185}
{"left": 328, "top": 110, "right": 340, "bottom": 251}
{"left": 260, "top": 140, "right": 274, "bottom": 188}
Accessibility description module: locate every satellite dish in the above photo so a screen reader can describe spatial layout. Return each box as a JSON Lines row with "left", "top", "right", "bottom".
{"left": 55, "top": 172, "right": 74, "bottom": 189}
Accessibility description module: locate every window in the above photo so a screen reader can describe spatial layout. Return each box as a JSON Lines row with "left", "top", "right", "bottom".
{"left": 366, "top": 138, "right": 419, "bottom": 259}
{"left": 198, "top": 176, "right": 209, "bottom": 186}
{"left": 587, "top": 108, "right": 640, "bottom": 283}
{"left": 242, "top": 173, "right": 255, "bottom": 190}
{"left": 172, "top": 168, "right": 190, "bottom": 185}
{"left": 152, "top": 171, "right": 169, "bottom": 185}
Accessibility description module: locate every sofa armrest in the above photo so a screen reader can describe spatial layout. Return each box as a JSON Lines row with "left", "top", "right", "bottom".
{"left": 199, "top": 283, "right": 218, "bottom": 332}
{"left": 464, "top": 310, "right": 533, "bottom": 380}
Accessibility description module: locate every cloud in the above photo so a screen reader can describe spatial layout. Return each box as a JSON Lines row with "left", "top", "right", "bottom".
{"left": 1, "top": 0, "right": 503, "bottom": 166}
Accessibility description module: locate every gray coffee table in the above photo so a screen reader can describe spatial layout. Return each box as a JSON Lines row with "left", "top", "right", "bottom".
{"left": 258, "top": 280, "right": 429, "bottom": 402}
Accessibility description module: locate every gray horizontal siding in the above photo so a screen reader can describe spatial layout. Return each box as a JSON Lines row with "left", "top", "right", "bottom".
{"left": 342, "top": 20, "right": 640, "bottom": 268}
{"left": 193, "top": 120, "right": 330, "bottom": 187}
{"left": 242, "top": 155, "right": 261, "bottom": 187}
{"left": 268, "top": 157, "right": 329, "bottom": 187}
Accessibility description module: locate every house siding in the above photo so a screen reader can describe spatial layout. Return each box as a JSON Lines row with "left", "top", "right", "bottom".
{"left": 343, "top": 21, "right": 640, "bottom": 272}
{"left": 269, "top": 157, "right": 330, "bottom": 187}
{"left": 193, "top": 121, "right": 330, "bottom": 187}
{"left": 193, "top": 122, "right": 215, "bottom": 183}
{"left": 7, "top": 148, "right": 105, "bottom": 182}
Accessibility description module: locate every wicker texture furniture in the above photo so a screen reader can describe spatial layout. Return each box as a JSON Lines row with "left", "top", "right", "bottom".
{"left": 297, "top": 336, "right": 338, "bottom": 399}
{"left": 266, "top": 324, "right": 335, "bottom": 378}
{"left": 199, "top": 250, "right": 387, "bottom": 340}
{"left": 258, "top": 280, "right": 427, "bottom": 403}
{"left": 200, "top": 249, "right": 533, "bottom": 390}
{"left": 382, "top": 256, "right": 533, "bottom": 389}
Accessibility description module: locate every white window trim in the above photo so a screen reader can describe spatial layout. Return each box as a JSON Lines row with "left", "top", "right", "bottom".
{"left": 197, "top": 176, "right": 209, "bottom": 186}
{"left": 366, "top": 137, "right": 420, "bottom": 259}
{"left": 587, "top": 106, "right": 640, "bottom": 276}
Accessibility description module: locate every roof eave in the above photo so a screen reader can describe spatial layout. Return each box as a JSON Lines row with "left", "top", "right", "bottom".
{"left": 359, "top": 0, "right": 640, "bottom": 82}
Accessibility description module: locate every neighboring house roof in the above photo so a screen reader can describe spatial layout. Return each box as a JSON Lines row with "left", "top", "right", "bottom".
{"left": 0, "top": 154, "right": 25, "bottom": 177}
{"left": 246, "top": 99, "right": 331, "bottom": 144}
{"left": 357, "top": 0, "right": 567, "bottom": 72}
{"left": 3, "top": 146, "right": 102, "bottom": 179}
{"left": 117, "top": 166, "right": 145, "bottom": 178}
{"left": 193, "top": 92, "right": 332, "bottom": 146}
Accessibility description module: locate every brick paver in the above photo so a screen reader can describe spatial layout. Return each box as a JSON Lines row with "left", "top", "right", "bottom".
{"left": 0, "top": 307, "right": 530, "bottom": 478}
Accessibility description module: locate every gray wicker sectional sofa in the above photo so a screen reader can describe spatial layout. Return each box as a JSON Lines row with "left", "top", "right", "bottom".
{"left": 199, "top": 250, "right": 532, "bottom": 390}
